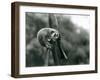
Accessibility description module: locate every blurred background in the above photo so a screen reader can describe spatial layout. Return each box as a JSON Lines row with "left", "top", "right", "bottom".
{"left": 26, "top": 12, "right": 89, "bottom": 67}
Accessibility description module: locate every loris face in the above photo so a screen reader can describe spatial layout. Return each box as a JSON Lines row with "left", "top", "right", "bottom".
{"left": 37, "top": 28, "right": 60, "bottom": 49}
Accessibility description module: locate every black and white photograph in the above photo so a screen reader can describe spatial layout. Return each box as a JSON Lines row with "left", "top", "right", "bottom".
{"left": 26, "top": 13, "right": 90, "bottom": 67}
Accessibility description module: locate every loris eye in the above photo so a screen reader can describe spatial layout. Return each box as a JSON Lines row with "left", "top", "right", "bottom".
{"left": 51, "top": 33, "right": 59, "bottom": 39}
{"left": 54, "top": 34, "right": 58, "bottom": 38}
{"left": 50, "top": 31, "right": 55, "bottom": 34}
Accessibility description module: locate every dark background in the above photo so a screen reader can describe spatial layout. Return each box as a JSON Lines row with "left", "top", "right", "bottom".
{"left": 26, "top": 12, "right": 89, "bottom": 67}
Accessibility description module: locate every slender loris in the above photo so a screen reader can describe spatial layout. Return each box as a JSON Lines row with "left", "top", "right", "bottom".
{"left": 37, "top": 28, "right": 68, "bottom": 65}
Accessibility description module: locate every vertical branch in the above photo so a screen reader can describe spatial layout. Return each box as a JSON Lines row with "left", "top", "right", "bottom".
{"left": 48, "top": 13, "right": 53, "bottom": 28}
{"left": 44, "top": 48, "right": 50, "bottom": 66}
{"left": 51, "top": 43, "right": 60, "bottom": 65}
{"left": 48, "top": 13, "right": 59, "bottom": 29}
{"left": 48, "top": 14, "right": 60, "bottom": 65}
{"left": 57, "top": 40, "right": 68, "bottom": 60}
